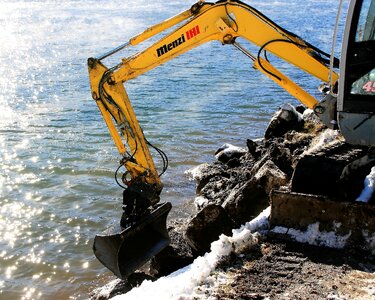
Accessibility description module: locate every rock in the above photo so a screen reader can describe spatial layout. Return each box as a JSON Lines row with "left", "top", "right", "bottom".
{"left": 253, "top": 160, "right": 289, "bottom": 194}
{"left": 215, "top": 143, "right": 247, "bottom": 163}
{"left": 227, "top": 157, "right": 242, "bottom": 168}
{"left": 264, "top": 103, "right": 304, "bottom": 139}
{"left": 150, "top": 219, "right": 195, "bottom": 277}
{"left": 246, "top": 139, "right": 261, "bottom": 159}
{"left": 185, "top": 204, "right": 235, "bottom": 254}
{"left": 192, "top": 163, "right": 229, "bottom": 195}
{"left": 295, "top": 104, "right": 306, "bottom": 114}
{"left": 266, "top": 143, "right": 293, "bottom": 177}
{"left": 185, "top": 163, "right": 211, "bottom": 182}
{"left": 199, "top": 175, "right": 233, "bottom": 206}
{"left": 91, "top": 273, "right": 155, "bottom": 300}
{"left": 222, "top": 179, "right": 268, "bottom": 225}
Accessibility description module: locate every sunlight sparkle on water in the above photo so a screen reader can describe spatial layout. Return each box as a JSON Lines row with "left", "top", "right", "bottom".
{"left": 21, "top": 287, "right": 42, "bottom": 300}
{"left": 0, "top": 202, "right": 43, "bottom": 248}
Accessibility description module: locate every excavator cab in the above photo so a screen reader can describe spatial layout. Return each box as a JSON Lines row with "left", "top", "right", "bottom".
{"left": 338, "top": 0, "right": 375, "bottom": 146}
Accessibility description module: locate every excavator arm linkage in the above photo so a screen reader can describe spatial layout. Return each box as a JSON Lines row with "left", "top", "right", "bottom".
{"left": 87, "top": 0, "right": 339, "bottom": 278}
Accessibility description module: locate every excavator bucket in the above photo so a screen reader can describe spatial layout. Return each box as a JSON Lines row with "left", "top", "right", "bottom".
{"left": 93, "top": 202, "right": 172, "bottom": 279}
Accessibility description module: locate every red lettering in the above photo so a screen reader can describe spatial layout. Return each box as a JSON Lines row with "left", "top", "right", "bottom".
{"left": 186, "top": 25, "right": 200, "bottom": 40}
{"left": 363, "top": 81, "right": 375, "bottom": 93}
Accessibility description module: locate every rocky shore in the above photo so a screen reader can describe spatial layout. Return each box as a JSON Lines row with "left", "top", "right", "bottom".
{"left": 91, "top": 104, "right": 375, "bottom": 299}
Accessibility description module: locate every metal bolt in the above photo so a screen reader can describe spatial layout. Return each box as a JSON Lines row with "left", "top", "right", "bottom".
{"left": 92, "top": 92, "right": 99, "bottom": 100}
{"left": 223, "top": 34, "right": 234, "bottom": 44}
{"left": 314, "top": 105, "right": 325, "bottom": 115}
{"left": 107, "top": 76, "right": 115, "bottom": 85}
{"left": 87, "top": 58, "right": 96, "bottom": 69}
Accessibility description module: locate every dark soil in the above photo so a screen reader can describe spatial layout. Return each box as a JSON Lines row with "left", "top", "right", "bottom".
{"left": 212, "top": 237, "right": 375, "bottom": 300}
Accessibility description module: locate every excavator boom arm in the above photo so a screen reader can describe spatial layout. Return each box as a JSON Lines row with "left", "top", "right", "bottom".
{"left": 113, "top": 0, "right": 337, "bottom": 102}
{"left": 88, "top": 0, "right": 340, "bottom": 279}
{"left": 88, "top": 0, "right": 338, "bottom": 191}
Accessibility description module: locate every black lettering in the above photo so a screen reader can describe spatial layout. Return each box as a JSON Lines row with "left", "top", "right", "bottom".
{"left": 157, "top": 45, "right": 167, "bottom": 57}
{"left": 172, "top": 40, "right": 179, "bottom": 48}
{"left": 156, "top": 34, "right": 187, "bottom": 57}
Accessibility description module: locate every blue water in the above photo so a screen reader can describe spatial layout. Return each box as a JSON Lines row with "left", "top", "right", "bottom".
{"left": 0, "top": 0, "right": 348, "bottom": 298}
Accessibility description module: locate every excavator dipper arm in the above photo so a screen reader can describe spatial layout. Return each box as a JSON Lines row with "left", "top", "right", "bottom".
{"left": 87, "top": 0, "right": 339, "bottom": 278}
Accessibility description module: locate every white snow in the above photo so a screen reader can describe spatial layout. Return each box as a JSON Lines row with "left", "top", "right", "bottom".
{"left": 194, "top": 196, "right": 209, "bottom": 209}
{"left": 356, "top": 166, "right": 375, "bottom": 203}
{"left": 302, "top": 108, "right": 320, "bottom": 123}
{"left": 184, "top": 163, "right": 210, "bottom": 181}
{"left": 214, "top": 143, "right": 246, "bottom": 160}
{"left": 93, "top": 278, "right": 122, "bottom": 300}
{"left": 279, "top": 103, "right": 303, "bottom": 122}
{"left": 111, "top": 207, "right": 271, "bottom": 300}
{"left": 271, "top": 222, "right": 352, "bottom": 249}
{"left": 303, "top": 128, "right": 341, "bottom": 155}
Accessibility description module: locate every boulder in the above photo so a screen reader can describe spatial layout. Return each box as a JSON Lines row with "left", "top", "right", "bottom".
{"left": 264, "top": 103, "right": 304, "bottom": 139}
{"left": 246, "top": 139, "right": 262, "bottom": 159}
{"left": 222, "top": 179, "right": 268, "bottom": 225}
{"left": 215, "top": 143, "right": 247, "bottom": 163}
{"left": 188, "top": 163, "right": 229, "bottom": 195}
{"left": 150, "top": 219, "right": 195, "bottom": 277}
{"left": 253, "top": 160, "right": 289, "bottom": 194}
{"left": 184, "top": 204, "right": 235, "bottom": 254}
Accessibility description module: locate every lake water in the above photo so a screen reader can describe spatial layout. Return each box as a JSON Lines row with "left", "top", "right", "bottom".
{"left": 0, "top": 0, "right": 348, "bottom": 298}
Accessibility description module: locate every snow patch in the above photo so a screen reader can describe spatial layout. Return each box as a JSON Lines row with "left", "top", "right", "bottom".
{"left": 356, "top": 166, "right": 375, "bottom": 203}
{"left": 191, "top": 271, "right": 231, "bottom": 300}
{"left": 214, "top": 143, "right": 246, "bottom": 160}
{"left": 271, "top": 222, "right": 351, "bottom": 249}
{"left": 302, "top": 108, "right": 320, "bottom": 123}
{"left": 92, "top": 278, "right": 121, "bottom": 300}
{"left": 185, "top": 163, "right": 210, "bottom": 181}
{"left": 280, "top": 103, "right": 303, "bottom": 122}
{"left": 303, "top": 128, "right": 341, "bottom": 155}
{"left": 194, "top": 196, "right": 209, "bottom": 209}
{"left": 233, "top": 206, "right": 270, "bottom": 234}
{"left": 111, "top": 207, "right": 271, "bottom": 300}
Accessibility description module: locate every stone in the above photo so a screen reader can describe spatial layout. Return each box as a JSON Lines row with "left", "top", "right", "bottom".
{"left": 215, "top": 143, "right": 247, "bottom": 163}
{"left": 222, "top": 179, "right": 268, "bottom": 225}
{"left": 264, "top": 103, "right": 304, "bottom": 139}
{"left": 184, "top": 204, "right": 235, "bottom": 254}
{"left": 246, "top": 139, "right": 261, "bottom": 159}
{"left": 150, "top": 219, "right": 195, "bottom": 277}
{"left": 253, "top": 160, "right": 289, "bottom": 194}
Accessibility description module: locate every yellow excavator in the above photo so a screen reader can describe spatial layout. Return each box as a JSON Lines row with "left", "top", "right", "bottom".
{"left": 88, "top": 0, "right": 375, "bottom": 279}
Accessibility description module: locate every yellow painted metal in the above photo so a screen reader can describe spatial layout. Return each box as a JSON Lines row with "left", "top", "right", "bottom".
{"left": 88, "top": 59, "right": 160, "bottom": 186}
{"left": 254, "top": 58, "right": 319, "bottom": 109}
{"left": 129, "top": 1, "right": 208, "bottom": 46}
{"left": 88, "top": 0, "right": 340, "bottom": 190}
{"left": 112, "top": 1, "right": 338, "bottom": 86}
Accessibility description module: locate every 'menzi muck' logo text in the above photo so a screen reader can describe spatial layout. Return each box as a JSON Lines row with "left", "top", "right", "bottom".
{"left": 157, "top": 25, "right": 200, "bottom": 57}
